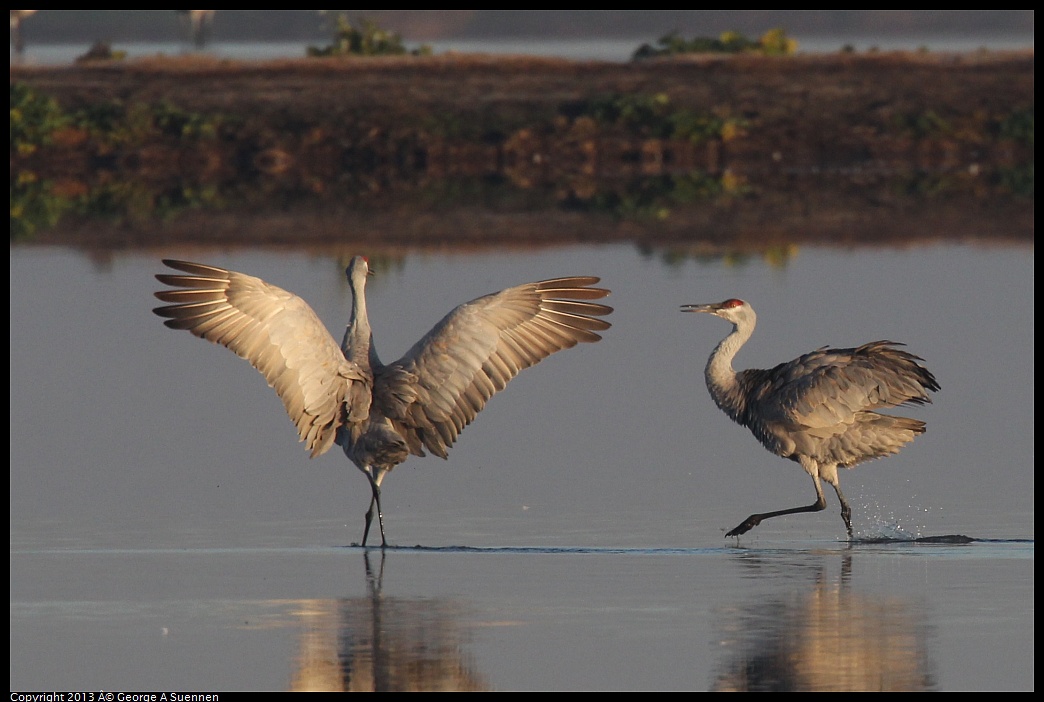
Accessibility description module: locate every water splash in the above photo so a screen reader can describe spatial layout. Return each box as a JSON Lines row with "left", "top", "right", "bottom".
{"left": 855, "top": 499, "right": 929, "bottom": 541}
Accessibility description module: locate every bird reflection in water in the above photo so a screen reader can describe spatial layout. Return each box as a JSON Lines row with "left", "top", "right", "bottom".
{"left": 711, "top": 554, "right": 936, "bottom": 691}
{"left": 289, "top": 552, "right": 489, "bottom": 692}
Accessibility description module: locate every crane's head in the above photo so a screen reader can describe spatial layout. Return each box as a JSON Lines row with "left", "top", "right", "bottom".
{"left": 680, "top": 298, "right": 756, "bottom": 329}
{"left": 345, "top": 256, "right": 374, "bottom": 287}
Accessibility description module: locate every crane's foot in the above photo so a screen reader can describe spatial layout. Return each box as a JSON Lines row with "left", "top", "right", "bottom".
{"left": 726, "top": 515, "right": 762, "bottom": 537}
{"left": 841, "top": 506, "right": 853, "bottom": 539}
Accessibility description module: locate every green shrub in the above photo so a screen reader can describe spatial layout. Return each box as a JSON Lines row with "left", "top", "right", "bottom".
{"left": 75, "top": 40, "right": 127, "bottom": 63}
{"left": 633, "top": 28, "right": 797, "bottom": 60}
{"left": 308, "top": 14, "right": 431, "bottom": 57}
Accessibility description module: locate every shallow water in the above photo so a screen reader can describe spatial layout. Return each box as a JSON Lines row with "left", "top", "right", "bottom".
{"left": 9, "top": 243, "right": 1034, "bottom": 690}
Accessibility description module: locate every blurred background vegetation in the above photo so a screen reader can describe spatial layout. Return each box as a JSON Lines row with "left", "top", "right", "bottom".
{"left": 9, "top": 10, "right": 1035, "bottom": 44}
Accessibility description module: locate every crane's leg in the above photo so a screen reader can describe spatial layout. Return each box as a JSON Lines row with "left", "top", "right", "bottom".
{"left": 823, "top": 475, "right": 853, "bottom": 538}
{"left": 726, "top": 474, "right": 828, "bottom": 537}
{"left": 361, "top": 477, "right": 388, "bottom": 548}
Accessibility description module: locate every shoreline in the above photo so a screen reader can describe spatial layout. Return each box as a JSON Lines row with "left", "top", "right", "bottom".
{"left": 10, "top": 51, "right": 1034, "bottom": 251}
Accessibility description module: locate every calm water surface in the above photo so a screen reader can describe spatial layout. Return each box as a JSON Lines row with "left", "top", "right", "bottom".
{"left": 9, "top": 243, "right": 1033, "bottom": 690}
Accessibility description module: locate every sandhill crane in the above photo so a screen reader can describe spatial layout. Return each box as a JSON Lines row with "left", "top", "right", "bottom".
{"left": 10, "top": 10, "right": 37, "bottom": 55}
{"left": 680, "top": 298, "right": 939, "bottom": 538}
{"left": 178, "top": 10, "right": 214, "bottom": 49}
{"left": 154, "top": 257, "right": 612, "bottom": 547}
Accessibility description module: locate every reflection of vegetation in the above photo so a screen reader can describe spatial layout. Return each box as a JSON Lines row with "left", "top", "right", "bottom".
{"left": 307, "top": 13, "right": 431, "bottom": 57}
{"left": 640, "top": 244, "right": 798, "bottom": 269}
{"left": 892, "top": 173, "right": 956, "bottom": 197}
{"left": 10, "top": 172, "right": 223, "bottom": 241}
{"left": 11, "top": 82, "right": 225, "bottom": 151}
{"left": 493, "top": 92, "right": 752, "bottom": 219}
{"left": 86, "top": 180, "right": 223, "bottom": 223}
{"left": 418, "top": 107, "right": 542, "bottom": 143}
{"left": 414, "top": 175, "right": 556, "bottom": 211}
{"left": 892, "top": 110, "right": 951, "bottom": 138}
{"left": 11, "top": 83, "right": 231, "bottom": 239}
{"left": 889, "top": 164, "right": 1034, "bottom": 200}
{"left": 996, "top": 165, "right": 1034, "bottom": 197}
{"left": 10, "top": 83, "right": 69, "bottom": 155}
{"left": 998, "top": 108, "right": 1034, "bottom": 145}
{"left": 78, "top": 99, "right": 224, "bottom": 145}
{"left": 10, "top": 173, "right": 76, "bottom": 241}
{"left": 578, "top": 92, "right": 746, "bottom": 143}
{"left": 11, "top": 59, "right": 1032, "bottom": 242}
{"left": 145, "top": 101, "right": 223, "bottom": 140}
{"left": 893, "top": 106, "right": 1034, "bottom": 146}
{"left": 885, "top": 107, "right": 1034, "bottom": 196}
{"left": 563, "top": 172, "right": 742, "bottom": 220}
{"left": 633, "top": 28, "right": 797, "bottom": 60}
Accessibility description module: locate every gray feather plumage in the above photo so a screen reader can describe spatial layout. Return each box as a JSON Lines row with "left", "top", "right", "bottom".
{"left": 735, "top": 341, "right": 939, "bottom": 466}
{"left": 681, "top": 298, "right": 939, "bottom": 537}
{"left": 155, "top": 257, "right": 612, "bottom": 546}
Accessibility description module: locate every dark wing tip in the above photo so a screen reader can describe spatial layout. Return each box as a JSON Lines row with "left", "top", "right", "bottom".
{"left": 160, "top": 258, "right": 193, "bottom": 270}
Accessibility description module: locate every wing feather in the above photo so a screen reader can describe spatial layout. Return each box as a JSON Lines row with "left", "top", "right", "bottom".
{"left": 753, "top": 341, "right": 939, "bottom": 430}
{"left": 374, "top": 276, "right": 612, "bottom": 458}
{"left": 154, "top": 260, "right": 369, "bottom": 458}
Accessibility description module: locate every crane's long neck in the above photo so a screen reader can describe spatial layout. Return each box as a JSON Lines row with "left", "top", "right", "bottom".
{"left": 343, "top": 286, "right": 376, "bottom": 370}
{"left": 705, "top": 318, "right": 754, "bottom": 424}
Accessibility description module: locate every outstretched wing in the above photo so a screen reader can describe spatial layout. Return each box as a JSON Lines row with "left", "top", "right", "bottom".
{"left": 752, "top": 341, "right": 939, "bottom": 429}
{"left": 153, "top": 260, "right": 370, "bottom": 458}
{"left": 373, "top": 277, "right": 612, "bottom": 459}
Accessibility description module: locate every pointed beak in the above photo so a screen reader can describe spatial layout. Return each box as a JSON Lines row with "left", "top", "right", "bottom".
{"left": 680, "top": 303, "right": 716, "bottom": 314}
